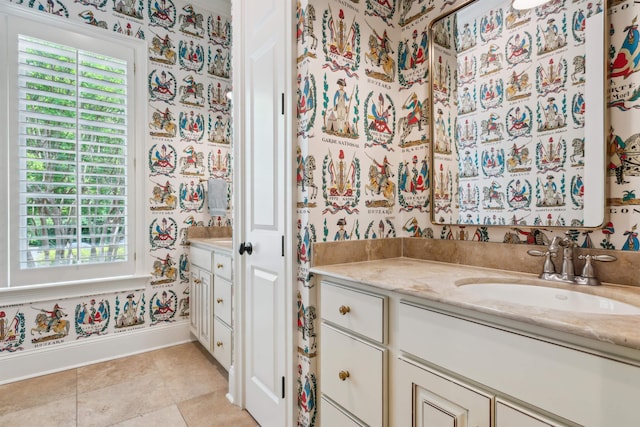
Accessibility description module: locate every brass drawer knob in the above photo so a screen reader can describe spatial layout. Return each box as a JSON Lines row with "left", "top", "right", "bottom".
{"left": 216, "top": 341, "right": 223, "bottom": 347}
{"left": 217, "top": 263, "right": 224, "bottom": 269}
{"left": 217, "top": 298, "right": 223, "bottom": 304}
{"left": 338, "top": 305, "right": 351, "bottom": 315}
{"left": 338, "top": 370, "right": 350, "bottom": 381}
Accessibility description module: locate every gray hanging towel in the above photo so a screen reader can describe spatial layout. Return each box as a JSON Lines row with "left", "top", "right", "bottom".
{"left": 208, "top": 178, "right": 228, "bottom": 216}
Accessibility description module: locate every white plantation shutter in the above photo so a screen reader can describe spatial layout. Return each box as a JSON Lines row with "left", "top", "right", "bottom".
{"left": 2, "top": 11, "right": 144, "bottom": 289}
{"left": 18, "top": 35, "right": 129, "bottom": 269}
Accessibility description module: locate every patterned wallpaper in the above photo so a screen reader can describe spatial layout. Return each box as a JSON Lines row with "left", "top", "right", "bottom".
{"left": 296, "top": 0, "right": 640, "bottom": 425}
{"left": 0, "top": 0, "right": 231, "bottom": 355}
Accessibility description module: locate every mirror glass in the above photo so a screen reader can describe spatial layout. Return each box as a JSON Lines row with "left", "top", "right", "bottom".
{"left": 429, "top": 0, "right": 605, "bottom": 227}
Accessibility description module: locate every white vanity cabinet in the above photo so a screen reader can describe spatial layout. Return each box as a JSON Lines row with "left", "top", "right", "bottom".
{"left": 319, "top": 281, "right": 387, "bottom": 427}
{"left": 317, "top": 275, "right": 640, "bottom": 427}
{"left": 189, "top": 241, "right": 233, "bottom": 370}
{"left": 189, "top": 245, "right": 214, "bottom": 353}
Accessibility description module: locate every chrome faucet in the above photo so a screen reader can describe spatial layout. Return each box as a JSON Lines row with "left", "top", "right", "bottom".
{"left": 527, "top": 232, "right": 616, "bottom": 286}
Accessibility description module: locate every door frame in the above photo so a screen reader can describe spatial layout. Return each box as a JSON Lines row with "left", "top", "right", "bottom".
{"left": 230, "top": 0, "right": 296, "bottom": 424}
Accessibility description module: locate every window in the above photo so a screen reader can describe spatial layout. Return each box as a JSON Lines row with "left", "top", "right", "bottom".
{"left": 2, "top": 8, "right": 146, "bottom": 289}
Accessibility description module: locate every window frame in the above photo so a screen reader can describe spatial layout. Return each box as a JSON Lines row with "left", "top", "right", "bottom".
{"left": 0, "top": 4, "right": 148, "bottom": 293}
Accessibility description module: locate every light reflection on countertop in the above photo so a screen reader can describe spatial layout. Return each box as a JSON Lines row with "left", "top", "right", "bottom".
{"left": 310, "top": 257, "right": 640, "bottom": 353}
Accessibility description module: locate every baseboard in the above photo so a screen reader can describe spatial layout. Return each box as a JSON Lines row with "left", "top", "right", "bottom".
{"left": 0, "top": 322, "right": 192, "bottom": 385}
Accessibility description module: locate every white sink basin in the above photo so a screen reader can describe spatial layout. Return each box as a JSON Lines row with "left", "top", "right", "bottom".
{"left": 458, "top": 283, "right": 640, "bottom": 315}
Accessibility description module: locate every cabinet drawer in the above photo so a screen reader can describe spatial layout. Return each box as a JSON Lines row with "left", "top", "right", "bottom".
{"left": 213, "top": 252, "right": 232, "bottom": 280}
{"left": 321, "top": 396, "right": 365, "bottom": 427}
{"left": 214, "top": 277, "right": 232, "bottom": 326}
{"left": 191, "top": 246, "right": 213, "bottom": 270}
{"left": 321, "top": 281, "right": 385, "bottom": 343}
{"left": 321, "top": 324, "right": 384, "bottom": 427}
{"left": 213, "top": 317, "right": 232, "bottom": 371}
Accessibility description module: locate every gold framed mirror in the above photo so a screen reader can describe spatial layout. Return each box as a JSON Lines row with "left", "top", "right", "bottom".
{"left": 429, "top": 0, "right": 606, "bottom": 228}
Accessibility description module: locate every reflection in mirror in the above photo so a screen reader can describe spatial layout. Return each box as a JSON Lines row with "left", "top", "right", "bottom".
{"left": 429, "top": 0, "right": 605, "bottom": 228}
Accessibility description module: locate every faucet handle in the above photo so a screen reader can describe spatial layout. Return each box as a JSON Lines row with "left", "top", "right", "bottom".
{"left": 577, "top": 254, "right": 616, "bottom": 285}
{"left": 590, "top": 254, "right": 617, "bottom": 263}
{"left": 528, "top": 249, "right": 556, "bottom": 274}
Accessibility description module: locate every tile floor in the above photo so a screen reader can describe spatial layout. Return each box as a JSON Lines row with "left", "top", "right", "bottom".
{"left": 0, "top": 342, "right": 259, "bottom": 427}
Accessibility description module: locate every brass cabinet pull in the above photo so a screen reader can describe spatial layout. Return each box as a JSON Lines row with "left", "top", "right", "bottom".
{"left": 216, "top": 341, "right": 223, "bottom": 347}
{"left": 338, "top": 370, "right": 350, "bottom": 381}
{"left": 194, "top": 278, "right": 202, "bottom": 285}
{"left": 217, "top": 263, "right": 224, "bottom": 269}
{"left": 217, "top": 298, "right": 223, "bottom": 304}
{"left": 338, "top": 305, "right": 351, "bottom": 315}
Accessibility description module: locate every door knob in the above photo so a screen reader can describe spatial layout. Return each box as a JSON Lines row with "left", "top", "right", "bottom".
{"left": 239, "top": 241, "right": 253, "bottom": 255}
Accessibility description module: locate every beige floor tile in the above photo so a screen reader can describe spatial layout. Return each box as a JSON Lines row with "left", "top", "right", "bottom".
{"left": 150, "top": 342, "right": 229, "bottom": 403}
{"left": 0, "top": 395, "right": 76, "bottom": 426}
{"left": 1, "top": 342, "right": 252, "bottom": 427}
{"left": 0, "top": 369, "right": 77, "bottom": 416}
{"left": 77, "top": 352, "right": 156, "bottom": 394}
{"left": 77, "top": 373, "right": 173, "bottom": 427}
{"left": 149, "top": 342, "right": 215, "bottom": 372}
{"left": 178, "top": 390, "right": 259, "bottom": 427}
{"left": 111, "top": 405, "right": 187, "bottom": 427}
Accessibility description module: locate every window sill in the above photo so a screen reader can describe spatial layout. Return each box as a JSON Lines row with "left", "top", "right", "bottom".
{"left": 0, "top": 275, "right": 151, "bottom": 306}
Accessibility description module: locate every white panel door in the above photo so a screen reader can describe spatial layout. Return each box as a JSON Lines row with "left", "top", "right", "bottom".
{"left": 240, "top": 0, "right": 287, "bottom": 425}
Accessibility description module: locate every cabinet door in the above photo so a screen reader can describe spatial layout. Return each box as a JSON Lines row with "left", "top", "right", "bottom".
{"left": 189, "top": 268, "right": 201, "bottom": 337}
{"left": 395, "top": 358, "right": 492, "bottom": 427}
{"left": 198, "top": 271, "right": 212, "bottom": 352}
{"left": 496, "top": 399, "right": 568, "bottom": 427}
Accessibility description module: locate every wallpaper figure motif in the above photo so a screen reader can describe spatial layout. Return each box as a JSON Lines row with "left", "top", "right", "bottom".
{"left": 298, "top": 150, "right": 319, "bottom": 208}
{"left": 149, "top": 69, "right": 177, "bottom": 104}
{"left": 322, "top": 76, "right": 360, "bottom": 138}
{"left": 178, "top": 144, "right": 205, "bottom": 175}
{"left": 75, "top": 299, "right": 110, "bottom": 338}
{"left": 364, "top": 92, "right": 396, "bottom": 150}
{"left": 398, "top": 0, "right": 433, "bottom": 27}
{"left": 0, "top": 309, "right": 26, "bottom": 353}
{"left": 149, "top": 179, "right": 178, "bottom": 211}
{"left": 149, "top": 106, "right": 178, "bottom": 137}
{"left": 149, "top": 217, "right": 178, "bottom": 250}
{"left": 396, "top": 26, "right": 430, "bottom": 85}
{"left": 398, "top": 92, "right": 428, "bottom": 146}
{"left": 297, "top": 71, "right": 318, "bottom": 138}
{"left": 364, "top": 155, "right": 396, "bottom": 208}
{"left": 150, "top": 252, "right": 177, "bottom": 284}
{"left": 178, "top": 4, "right": 204, "bottom": 38}
{"left": 297, "top": 2, "right": 319, "bottom": 61}
{"left": 364, "top": 24, "right": 396, "bottom": 82}
{"left": 79, "top": 9, "right": 108, "bottom": 27}
{"left": 149, "top": 143, "right": 177, "bottom": 177}
{"left": 148, "top": 0, "right": 175, "bottom": 29}
{"left": 322, "top": 6, "right": 361, "bottom": 76}
{"left": 178, "top": 40, "right": 205, "bottom": 73}
{"left": 113, "top": 0, "right": 142, "bottom": 18}
{"left": 149, "top": 290, "right": 177, "bottom": 325}
{"left": 322, "top": 149, "right": 361, "bottom": 214}
{"left": 31, "top": 304, "right": 70, "bottom": 343}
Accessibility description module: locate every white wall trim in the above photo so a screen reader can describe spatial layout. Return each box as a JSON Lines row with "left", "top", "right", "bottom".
{"left": 0, "top": 322, "right": 192, "bottom": 385}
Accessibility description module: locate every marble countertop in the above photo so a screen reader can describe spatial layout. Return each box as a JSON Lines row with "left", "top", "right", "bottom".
{"left": 311, "top": 257, "right": 640, "bottom": 353}
{"left": 188, "top": 237, "right": 233, "bottom": 253}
